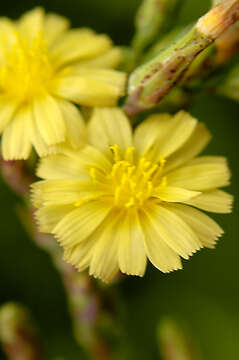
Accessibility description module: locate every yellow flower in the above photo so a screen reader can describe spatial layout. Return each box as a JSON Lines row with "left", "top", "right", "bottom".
{"left": 0, "top": 8, "right": 126, "bottom": 160}
{"left": 32, "top": 108, "right": 233, "bottom": 282}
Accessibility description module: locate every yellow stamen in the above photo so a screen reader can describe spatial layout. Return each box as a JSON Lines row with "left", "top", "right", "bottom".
{"left": 107, "top": 146, "right": 167, "bottom": 208}
{"left": 90, "top": 168, "right": 97, "bottom": 181}
{"left": 125, "top": 197, "right": 135, "bottom": 208}
{"left": 74, "top": 200, "right": 85, "bottom": 207}
{"left": 89, "top": 146, "right": 167, "bottom": 209}
{"left": 124, "top": 146, "right": 135, "bottom": 162}
{"left": 114, "top": 186, "right": 121, "bottom": 206}
{"left": 109, "top": 144, "right": 120, "bottom": 162}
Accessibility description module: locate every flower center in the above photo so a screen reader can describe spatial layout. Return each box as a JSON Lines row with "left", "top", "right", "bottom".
{"left": 90, "top": 145, "right": 167, "bottom": 209}
{"left": 0, "top": 32, "right": 54, "bottom": 103}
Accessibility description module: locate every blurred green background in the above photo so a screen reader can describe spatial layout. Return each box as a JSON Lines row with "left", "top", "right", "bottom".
{"left": 0, "top": 0, "right": 239, "bottom": 359}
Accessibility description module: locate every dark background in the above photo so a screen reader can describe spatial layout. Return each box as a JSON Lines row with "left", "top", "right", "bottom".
{"left": 0, "top": 0, "right": 239, "bottom": 359}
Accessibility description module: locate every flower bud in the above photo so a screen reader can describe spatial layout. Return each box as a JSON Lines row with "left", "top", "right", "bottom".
{"left": 133, "top": 0, "right": 181, "bottom": 53}
{"left": 157, "top": 317, "right": 201, "bottom": 360}
{"left": 125, "top": 0, "right": 239, "bottom": 116}
{"left": 0, "top": 303, "right": 42, "bottom": 360}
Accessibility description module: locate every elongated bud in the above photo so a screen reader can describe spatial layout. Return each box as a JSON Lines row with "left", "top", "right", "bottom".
{"left": 157, "top": 318, "right": 201, "bottom": 360}
{"left": 212, "top": 0, "right": 222, "bottom": 6}
{"left": 157, "top": 87, "right": 192, "bottom": 111}
{"left": 0, "top": 303, "right": 43, "bottom": 360}
{"left": 197, "top": 0, "right": 239, "bottom": 39}
{"left": 218, "top": 63, "right": 239, "bottom": 100}
{"left": 180, "top": 45, "right": 214, "bottom": 86}
{"left": 214, "top": 22, "right": 239, "bottom": 64}
{"left": 118, "top": 46, "right": 136, "bottom": 73}
{"left": 142, "top": 26, "right": 186, "bottom": 63}
{"left": 124, "top": 0, "right": 239, "bottom": 116}
{"left": 133, "top": 0, "right": 181, "bottom": 53}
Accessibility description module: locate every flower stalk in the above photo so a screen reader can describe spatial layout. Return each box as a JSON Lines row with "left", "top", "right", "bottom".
{"left": 124, "top": 0, "right": 239, "bottom": 116}
{"left": 0, "top": 157, "right": 34, "bottom": 197}
{"left": 24, "top": 207, "right": 114, "bottom": 360}
{"left": 0, "top": 158, "right": 115, "bottom": 360}
{"left": 0, "top": 303, "right": 43, "bottom": 360}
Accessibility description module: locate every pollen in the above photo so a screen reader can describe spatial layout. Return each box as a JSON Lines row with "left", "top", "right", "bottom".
{"left": 0, "top": 32, "right": 55, "bottom": 103}
{"left": 90, "top": 145, "right": 167, "bottom": 209}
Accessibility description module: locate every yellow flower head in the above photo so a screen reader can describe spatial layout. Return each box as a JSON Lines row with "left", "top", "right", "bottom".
{"left": 32, "top": 108, "right": 233, "bottom": 282}
{"left": 0, "top": 8, "right": 126, "bottom": 160}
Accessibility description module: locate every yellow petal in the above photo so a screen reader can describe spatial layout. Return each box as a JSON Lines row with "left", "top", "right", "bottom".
{"left": 185, "top": 189, "right": 233, "bottom": 213}
{"left": 117, "top": 210, "right": 147, "bottom": 277}
{"left": 76, "top": 145, "right": 113, "bottom": 172}
{"left": 35, "top": 204, "right": 74, "bottom": 233}
{"left": 0, "top": 97, "right": 18, "bottom": 133}
{"left": 164, "top": 122, "right": 211, "bottom": 173}
{"left": 51, "top": 29, "right": 112, "bottom": 67}
{"left": 57, "top": 100, "right": 87, "bottom": 149}
{"left": 31, "top": 179, "right": 100, "bottom": 207}
{"left": 0, "top": 19, "right": 18, "bottom": 63}
{"left": 28, "top": 106, "right": 57, "bottom": 157}
{"left": 53, "top": 201, "right": 111, "bottom": 247}
{"left": 88, "top": 107, "right": 132, "bottom": 155}
{"left": 167, "top": 158, "right": 230, "bottom": 191}
{"left": 0, "top": 18, "right": 16, "bottom": 37}
{"left": 153, "top": 186, "right": 201, "bottom": 203}
{"left": 134, "top": 111, "right": 197, "bottom": 161}
{"left": 51, "top": 145, "right": 112, "bottom": 177}
{"left": 55, "top": 74, "right": 125, "bottom": 107}
{"left": 187, "top": 156, "right": 226, "bottom": 166}
{"left": 2, "top": 107, "right": 32, "bottom": 160}
{"left": 33, "top": 95, "right": 66, "bottom": 145}
{"left": 89, "top": 212, "right": 122, "bottom": 282}
{"left": 153, "top": 111, "right": 197, "bottom": 160}
{"left": 37, "top": 153, "right": 89, "bottom": 180}
{"left": 77, "top": 47, "right": 122, "bottom": 69}
{"left": 167, "top": 204, "right": 224, "bottom": 248}
{"left": 59, "top": 145, "right": 112, "bottom": 178}
{"left": 71, "top": 67, "right": 126, "bottom": 88}
{"left": 18, "top": 8, "right": 44, "bottom": 40}
{"left": 64, "top": 211, "right": 120, "bottom": 276}
{"left": 64, "top": 235, "right": 97, "bottom": 272}
{"left": 44, "top": 13, "right": 70, "bottom": 46}
{"left": 140, "top": 210, "right": 182, "bottom": 273}
{"left": 144, "top": 203, "right": 202, "bottom": 259}
{"left": 133, "top": 113, "right": 172, "bottom": 157}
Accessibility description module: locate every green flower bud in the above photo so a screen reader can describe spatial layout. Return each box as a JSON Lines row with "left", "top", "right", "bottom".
{"left": 0, "top": 303, "right": 42, "bottom": 360}
{"left": 157, "top": 317, "right": 201, "bottom": 360}
{"left": 133, "top": 0, "right": 181, "bottom": 53}
{"left": 125, "top": 0, "right": 239, "bottom": 116}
